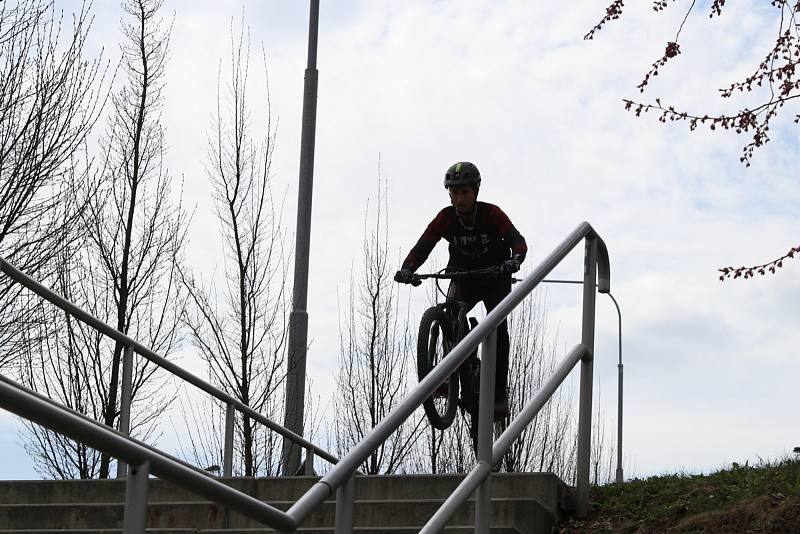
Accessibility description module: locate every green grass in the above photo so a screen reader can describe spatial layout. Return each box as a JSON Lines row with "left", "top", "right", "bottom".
{"left": 560, "top": 457, "right": 800, "bottom": 533}
{"left": 599, "top": 458, "right": 800, "bottom": 520}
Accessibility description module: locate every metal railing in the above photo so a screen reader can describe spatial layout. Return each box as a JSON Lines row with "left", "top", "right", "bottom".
{"left": 0, "top": 220, "right": 610, "bottom": 533}
{"left": 0, "top": 256, "right": 339, "bottom": 478}
{"left": 310, "top": 221, "right": 610, "bottom": 532}
{"left": 540, "top": 279, "right": 624, "bottom": 484}
{"left": 0, "top": 375, "right": 299, "bottom": 531}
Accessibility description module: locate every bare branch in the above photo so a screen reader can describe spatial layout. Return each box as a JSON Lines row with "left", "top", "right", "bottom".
{"left": 333, "top": 160, "right": 422, "bottom": 474}
{"left": 584, "top": 0, "right": 624, "bottom": 41}
{"left": 20, "top": 0, "right": 186, "bottom": 479}
{"left": 719, "top": 244, "right": 800, "bottom": 280}
{"left": 181, "top": 17, "right": 288, "bottom": 477}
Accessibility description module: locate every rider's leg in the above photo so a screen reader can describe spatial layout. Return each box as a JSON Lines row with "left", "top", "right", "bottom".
{"left": 481, "top": 282, "right": 512, "bottom": 418}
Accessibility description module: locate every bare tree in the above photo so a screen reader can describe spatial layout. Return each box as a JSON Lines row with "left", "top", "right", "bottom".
{"left": 413, "top": 415, "right": 478, "bottom": 474}
{"left": 0, "top": 0, "right": 109, "bottom": 367}
{"left": 499, "top": 293, "right": 579, "bottom": 477}
{"left": 20, "top": 0, "right": 187, "bottom": 479}
{"left": 587, "top": 1, "right": 800, "bottom": 277}
{"left": 19, "top": 244, "right": 105, "bottom": 478}
{"left": 589, "top": 392, "right": 617, "bottom": 486}
{"left": 92, "top": 0, "right": 187, "bottom": 479}
{"left": 333, "top": 170, "right": 424, "bottom": 475}
{"left": 181, "top": 22, "right": 289, "bottom": 477}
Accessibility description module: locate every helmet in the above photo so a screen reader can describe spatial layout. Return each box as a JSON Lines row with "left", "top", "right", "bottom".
{"left": 444, "top": 161, "right": 481, "bottom": 190}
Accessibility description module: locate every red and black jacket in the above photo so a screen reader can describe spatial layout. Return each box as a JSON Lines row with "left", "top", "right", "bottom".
{"left": 401, "top": 202, "right": 527, "bottom": 273}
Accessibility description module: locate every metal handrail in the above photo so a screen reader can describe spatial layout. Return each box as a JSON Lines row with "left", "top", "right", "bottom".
{"left": 540, "top": 279, "right": 624, "bottom": 484}
{"left": 0, "top": 375, "right": 296, "bottom": 531}
{"left": 422, "top": 342, "right": 590, "bottom": 533}
{"left": 0, "top": 255, "right": 339, "bottom": 471}
{"left": 285, "top": 221, "right": 610, "bottom": 531}
{"left": 0, "top": 220, "right": 609, "bottom": 533}
{"left": 492, "top": 343, "right": 592, "bottom": 465}
{"left": 0, "top": 375, "right": 219, "bottom": 479}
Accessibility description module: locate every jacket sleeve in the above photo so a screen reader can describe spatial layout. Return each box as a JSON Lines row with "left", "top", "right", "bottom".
{"left": 489, "top": 205, "right": 528, "bottom": 263}
{"left": 401, "top": 209, "right": 449, "bottom": 272}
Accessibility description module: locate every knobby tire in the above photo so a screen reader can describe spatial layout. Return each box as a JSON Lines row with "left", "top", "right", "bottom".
{"left": 417, "top": 306, "right": 459, "bottom": 430}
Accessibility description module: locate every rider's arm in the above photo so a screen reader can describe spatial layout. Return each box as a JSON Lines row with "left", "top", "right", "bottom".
{"left": 487, "top": 205, "right": 528, "bottom": 263}
{"left": 401, "top": 208, "right": 451, "bottom": 271}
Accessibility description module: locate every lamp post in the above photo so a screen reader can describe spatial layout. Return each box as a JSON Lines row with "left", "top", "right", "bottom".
{"left": 541, "top": 279, "right": 624, "bottom": 484}
{"left": 607, "top": 292, "right": 624, "bottom": 484}
{"left": 281, "top": 0, "right": 320, "bottom": 476}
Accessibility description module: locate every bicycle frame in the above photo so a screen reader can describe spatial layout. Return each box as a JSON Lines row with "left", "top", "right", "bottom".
{"left": 436, "top": 299, "right": 478, "bottom": 409}
{"left": 415, "top": 266, "right": 507, "bottom": 341}
{"left": 416, "top": 269, "right": 504, "bottom": 424}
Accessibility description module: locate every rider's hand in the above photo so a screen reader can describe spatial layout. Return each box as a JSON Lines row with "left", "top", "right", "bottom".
{"left": 394, "top": 268, "right": 415, "bottom": 284}
{"left": 500, "top": 258, "right": 520, "bottom": 275}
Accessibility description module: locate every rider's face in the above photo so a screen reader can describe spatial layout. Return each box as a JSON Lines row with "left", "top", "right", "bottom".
{"left": 448, "top": 185, "right": 477, "bottom": 214}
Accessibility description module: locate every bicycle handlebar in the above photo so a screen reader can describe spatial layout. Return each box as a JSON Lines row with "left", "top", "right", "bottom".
{"left": 397, "top": 266, "right": 521, "bottom": 288}
{"left": 408, "top": 266, "right": 525, "bottom": 286}
{"left": 411, "top": 266, "right": 503, "bottom": 282}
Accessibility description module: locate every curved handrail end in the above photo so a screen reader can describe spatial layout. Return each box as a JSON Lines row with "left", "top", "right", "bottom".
{"left": 595, "top": 233, "right": 611, "bottom": 294}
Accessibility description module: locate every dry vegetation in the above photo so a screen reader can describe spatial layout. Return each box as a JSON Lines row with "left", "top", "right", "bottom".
{"left": 558, "top": 457, "right": 800, "bottom": 533}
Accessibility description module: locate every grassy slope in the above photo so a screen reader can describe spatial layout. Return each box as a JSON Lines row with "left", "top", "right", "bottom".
{"left": 557, "top": 459, "right": 800, "bottom": 533}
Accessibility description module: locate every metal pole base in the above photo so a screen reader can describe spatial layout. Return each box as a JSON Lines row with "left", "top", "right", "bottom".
{"left": 123, "top": 460, "right": 150, "bottom": 534}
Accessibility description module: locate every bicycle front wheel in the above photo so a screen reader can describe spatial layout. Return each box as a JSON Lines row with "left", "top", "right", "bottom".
{"left": 417, "top": 306, "right": 459, "bottom": 430}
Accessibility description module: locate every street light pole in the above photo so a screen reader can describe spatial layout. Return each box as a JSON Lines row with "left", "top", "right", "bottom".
{"left": 281, "top": 0, "right": 320, "bottom": 476}
{"left": 607, "top": 292, "right": 623, "bottom": 484}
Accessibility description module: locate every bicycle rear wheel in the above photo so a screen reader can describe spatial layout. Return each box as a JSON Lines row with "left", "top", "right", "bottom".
{"left": 417, "top": 306, "right": 459, "bottom": 430}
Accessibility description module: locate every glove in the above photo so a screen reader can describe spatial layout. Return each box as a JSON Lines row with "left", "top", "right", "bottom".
{"left": 394, "top": 268, "right": 415, "bottom": 284}
{"left": 500, "top": 257, "right": 520, "bottom": 275}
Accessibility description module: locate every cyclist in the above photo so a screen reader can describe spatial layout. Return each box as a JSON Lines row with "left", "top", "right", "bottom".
{"left": 394, "top": 161, "right": 527, "bottom": 419}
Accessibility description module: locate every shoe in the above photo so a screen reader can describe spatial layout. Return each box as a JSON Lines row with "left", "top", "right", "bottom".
{"left": 494, "top": 394, "right": 509, "bottom": 420}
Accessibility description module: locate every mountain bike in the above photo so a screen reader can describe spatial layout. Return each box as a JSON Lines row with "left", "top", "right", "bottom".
{"left": 411, "top": 266, "right": 510, "bottom": 453}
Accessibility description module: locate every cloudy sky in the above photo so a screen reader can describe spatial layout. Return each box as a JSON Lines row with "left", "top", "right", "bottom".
{"left": 1, "top": 0, "right": 798, "bottom": 480}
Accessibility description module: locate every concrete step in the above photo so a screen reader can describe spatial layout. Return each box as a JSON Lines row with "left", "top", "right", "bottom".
{"left": 0, "top": 473, "right": 567, "bottom": 533}
{"left": 0, "top": 473, "right": 564, "bottom": 509}
{"left": 0, "top": 497, "right": 547, "bottom": 531}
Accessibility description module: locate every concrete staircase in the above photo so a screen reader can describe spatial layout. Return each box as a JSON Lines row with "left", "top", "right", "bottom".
{"left": 0, "top": 473, "right": 570, "bottom": 533}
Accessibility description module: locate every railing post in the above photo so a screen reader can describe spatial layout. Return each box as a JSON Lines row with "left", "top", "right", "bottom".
{"left": 117, "top": 344, "right": 134, "bottom": 478}
{"left": 122, "top": 459, "right": 150, "bottom": 534}
{"left": 304, "top": 447, "right": 315, "bottom": 475}
{"left": 475, "top": 328, "right": 498, "bottom": 534}
{"left": 224, "top": 403, "right": 235, "bottom": 477}
{"left": 335, "top": 472, "right": 355, "bottom": 533}
{"left": 576, "top": 237, "right": 598, "bottom": 517}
